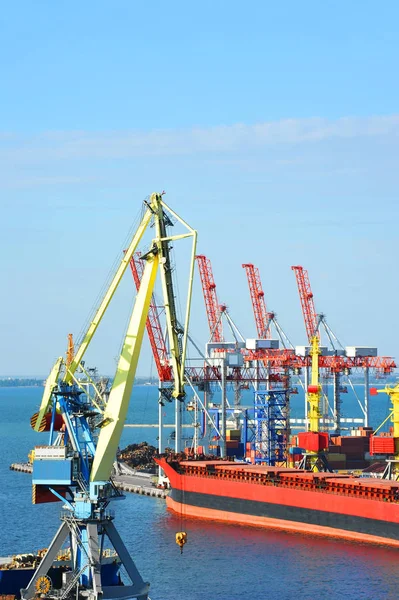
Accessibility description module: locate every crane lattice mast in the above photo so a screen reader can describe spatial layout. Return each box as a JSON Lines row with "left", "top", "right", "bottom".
{"left": 291, "top": 265, "right": 319, "bottom": 342}
{"left": 195, "top": 255, "right": 224, "bottom": 343}
{"left": 242, "top": 263, "right": 271, "bottom": 339}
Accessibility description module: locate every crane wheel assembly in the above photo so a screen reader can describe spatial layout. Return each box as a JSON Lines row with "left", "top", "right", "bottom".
{"left": 35, "top": 575, "right": 52, "bottom": 594}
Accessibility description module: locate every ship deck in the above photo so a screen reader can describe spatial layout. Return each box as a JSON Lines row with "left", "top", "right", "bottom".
{"left": 177, "top": 460, "right": 399, "bottom": 503}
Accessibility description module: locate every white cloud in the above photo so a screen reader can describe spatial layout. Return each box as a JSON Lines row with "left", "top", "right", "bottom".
{"left": 0, "top": 115, "right": 398, "bottom": 165}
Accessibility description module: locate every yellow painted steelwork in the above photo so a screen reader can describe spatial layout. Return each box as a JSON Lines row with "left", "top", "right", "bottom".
{"left": 35, "top": 575, "right": 51, "bottom": 593}
{"left": 34, "top": 357, "right": 63, "bottom": 432}
{"left": 64, "top": 205, "right": 154, "bottom": 383}
{"left": 154, "top": 196, "right": 184, "bottom": 399}
{"left": 90, "top": 251, "right": 159, "bottom": 482}
{"left": 161, "top": 202, "right": 197, "bottom": 392}
{"left": 175, "top": 531, "right": 187, "bottom": 553}
{"left": 375, "top": 383, "right": 399, "bottom": 459}
{"left": 159, "top": 198, "right": 197, "bottom": 394}
{"left": 36, "top": 192, "right": 197, "bottom": 483}
{"left": 66, "top": 368, "right": 105, "bottom": 415}
{"left": 308, "top": 336, "right": 322, "bottom": 433}
{"left": 66, "top": 333, "right": 74, "bottom": 368}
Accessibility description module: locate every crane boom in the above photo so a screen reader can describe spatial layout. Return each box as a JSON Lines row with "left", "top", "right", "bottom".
{"left": 242, "top": 263, "right": 270, "bottom": 339}
{"left": 129, "top": 252, "right": 172, "bottom": 382}
{"left": 291, "top": 265, "right": 319, "bottom": 342}
{"left": 90, "top": 193, "right": 196, "bottom": 480}
{"left": 64, "top": 206, "right": 154, "bottom": 383}
{"left": 90, "top": 250, "right": 159, "bottom": 482}
{"left": 195, "top": 254, "right": 224, "bottom": 342}
{"left": 33, "top": 357, "right": 63, "bottom": 432}
{"left": 155, "top": 201, "right": 185, "bottom": 399}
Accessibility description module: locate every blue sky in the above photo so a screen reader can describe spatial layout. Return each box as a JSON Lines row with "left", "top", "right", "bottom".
{"left": 1, "top": 1, "right": 398, "bottom": 376}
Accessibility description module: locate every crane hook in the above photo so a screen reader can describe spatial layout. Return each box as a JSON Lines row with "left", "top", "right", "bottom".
{"left": 175, "top": 531, "right": 187, "bottom": 554}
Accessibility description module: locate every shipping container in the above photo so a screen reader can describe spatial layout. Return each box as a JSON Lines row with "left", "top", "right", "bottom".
{"left": 369, "top": 436, "right": 395, "bottom": 455}
{"left": 345, "top": 346, "right": 377, "bottom": 358}
{"left": 297, "top": 432, "right": 329, "bottom": 452}
{"left": 246, "top": 338, "right": 279, "bottom": 350}
{"left": 226, "top": 440, "right": 239, "bottom": 449}
{"left": 327, "top": 453, "right": 346, "bottom": 462}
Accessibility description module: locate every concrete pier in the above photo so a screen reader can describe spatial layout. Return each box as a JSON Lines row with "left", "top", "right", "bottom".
{"left": 9, "top": 462, "right": 169, "bottom": 499}
{"left": 10, "top": 462, "right": 32, "bottom": 473}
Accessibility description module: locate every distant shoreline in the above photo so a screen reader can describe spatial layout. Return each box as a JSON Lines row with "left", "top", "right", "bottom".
{"left": 0, "top": 379, "right": 158, "bottom": 389}
{"left": 0, "top": 385, "right": 43, "bottom": 389}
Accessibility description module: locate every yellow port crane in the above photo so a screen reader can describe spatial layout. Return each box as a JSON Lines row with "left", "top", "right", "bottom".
{"left": 23, "top": 193, "right": 197, "bottom": 599}
{"left": 298, "top": 336, "right": 331, "bottom": 472}
{"left": 307, "top": 335, "right": 322, "bottom": 433}
{"left": 371, "top": 383, "right": 399, "bottom": 479}
{"left": 34, "top": 193, "right": 196, "bottom": 445}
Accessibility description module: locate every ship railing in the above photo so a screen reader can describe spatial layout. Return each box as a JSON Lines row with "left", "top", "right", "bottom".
{"left": 60, "top": 508, "right": 115, "bottom": 521}
{"left": 183, "top": 465, "right": 399, "bottom": 503}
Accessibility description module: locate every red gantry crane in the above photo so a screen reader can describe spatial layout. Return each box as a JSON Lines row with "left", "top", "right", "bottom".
{"left": 291, "top": 264, "right": 396, "bottom": 432}
{"left": 292, "top": 264, "right": 344, "bottom": 433}
{"left": 242, "top": 263, "right": 301, "bottom": 385}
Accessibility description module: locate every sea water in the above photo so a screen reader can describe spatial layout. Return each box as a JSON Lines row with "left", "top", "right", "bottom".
{"left": 1, "top": 385, "right": 399, "bottom": 600}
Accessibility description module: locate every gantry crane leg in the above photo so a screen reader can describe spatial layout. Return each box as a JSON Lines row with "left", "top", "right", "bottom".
{"left": 21, "top": 522, "right": 69, "bottom": 599}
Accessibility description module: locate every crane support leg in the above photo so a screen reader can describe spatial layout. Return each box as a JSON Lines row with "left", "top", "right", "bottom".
{"left": 103, "top": 520, "right": 149, "bottom": 599}
{"left": 21, "top": 522, "right": 69, "bottom": 599}
{"left": 87, "top": 522, "right": 102, "bottom": 595}
{"left": 91, "top": 251, "right": 159, "bottom": 483}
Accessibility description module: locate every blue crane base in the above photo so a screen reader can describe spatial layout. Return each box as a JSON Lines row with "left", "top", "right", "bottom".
{"left": 20, "top": 510, "right": 150, "bottom": 600}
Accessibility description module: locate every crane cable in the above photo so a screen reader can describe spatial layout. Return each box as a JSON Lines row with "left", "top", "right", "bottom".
{"left": 175, "top": 462, "right": 187, "bottom": 554}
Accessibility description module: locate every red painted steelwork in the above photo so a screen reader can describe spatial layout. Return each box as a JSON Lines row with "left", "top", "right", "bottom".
{"left": 166, "top": 496, "right": 399, "bottom": 548}
{"left": 195, "top": 255, "right": 224, "bottom": 343}
{"left": 242, "top": 263, "right": 270, "bottom": 339}
{"left": 297, "top": 432, "right": 329, "bottom": 452}
{"left": 156, "top": 458, "right": 399, "bottom": 536}
{"left": 369, "top": 436, "right": 396, "bottom": 455}
{"left": 291, "top": 265, "right": 319, "bottom": 342}
{"left": 129, "top": 252, "right": 172, "bottom": 382}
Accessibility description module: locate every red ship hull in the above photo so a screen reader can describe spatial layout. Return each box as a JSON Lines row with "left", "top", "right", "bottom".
{"left": 156, "top": 457, "right": 399, "bottom": 548}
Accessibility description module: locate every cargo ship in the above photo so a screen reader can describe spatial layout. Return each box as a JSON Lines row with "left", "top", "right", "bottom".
{"left": 0, "top": 550, "right": 121, "bottom": 597}
{"left": 155, "top": 455, "right": 399, "bottom": 548}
